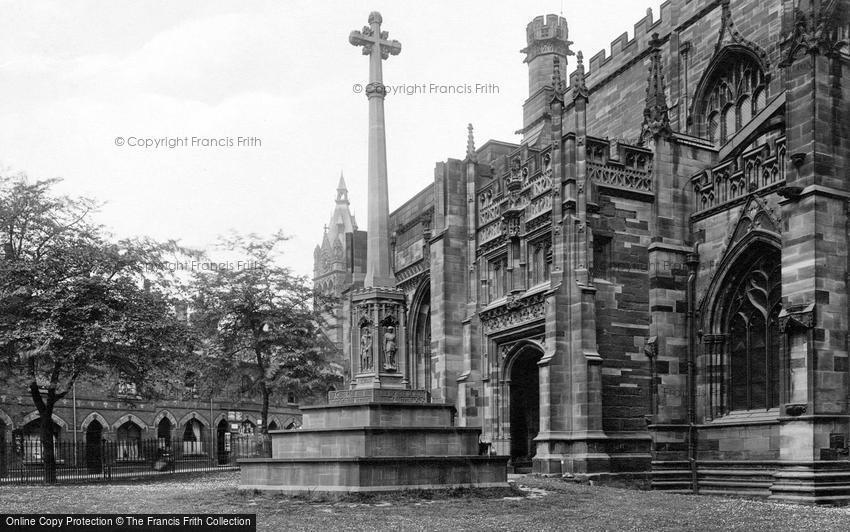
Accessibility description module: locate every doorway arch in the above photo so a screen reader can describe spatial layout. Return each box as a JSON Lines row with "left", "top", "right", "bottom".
{"left": 85, "top": 420, "right": 103, "bottom": 473}
{"left": 408, "top": 277, "right": 431, "bottom": 393}
{"left": 505, "top": 342, "right": 543, "bottom": 468}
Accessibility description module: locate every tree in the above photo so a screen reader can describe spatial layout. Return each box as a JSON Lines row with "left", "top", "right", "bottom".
{"left": 190, "top": 232, "right": 340, "bottom": 433}
{"left": 0, "top": 174, "right": 191, "bottom": 482}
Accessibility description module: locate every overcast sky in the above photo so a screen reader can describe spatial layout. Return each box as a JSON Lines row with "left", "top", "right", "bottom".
{"left": 0, "top": 0, "right": 663, "bottom": 278}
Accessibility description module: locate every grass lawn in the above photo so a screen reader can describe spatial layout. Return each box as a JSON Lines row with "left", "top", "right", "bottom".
{"left": 2, "top": 472, "right": 850, "bottom": 531}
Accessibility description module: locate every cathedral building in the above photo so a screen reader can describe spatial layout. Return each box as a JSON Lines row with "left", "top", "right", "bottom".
{"left": 314, "top": 0, "right": 850, "bottom": 503}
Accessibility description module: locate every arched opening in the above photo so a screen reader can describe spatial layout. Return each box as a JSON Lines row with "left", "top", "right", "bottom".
{"left": 704, "top": 236, "right": 782, "bottom": 416}
{"left": 690, "top": 46, "right": 767, "bottom": 141}
{"left": 508, "top": 345, "right": 543, "bottom": 470}
{"left": 409, "top": 279, "right": 432, "bottom": 393}
{"left": 157, "top": 417, "right": 172, "bottom": 448}
{"left": 21, "top": 418, "right": 61, "bottom": 463}
{"left": 116, "top": 421, "right": 142, "bottom": 461}
{"left": 240, "top": 419, "right": 256, "bottom": 435}
{"left": 182, "top": 419, "right": 205, "bottom": 456}
{"left": 216, "top": 419, "right": 229, "bottom": 465}
{"left": 85, "top": 420, "right": 103, "bottom": 473}
{"left": 267, "top": 420, "right": 279, "bottom": 431}
{"left": 720, "top": 246, "right": 781, "bottom": 411}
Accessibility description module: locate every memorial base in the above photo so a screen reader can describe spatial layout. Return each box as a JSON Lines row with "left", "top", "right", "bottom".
{"left": 238, "top": 395, "right": 508, "bottom": 494}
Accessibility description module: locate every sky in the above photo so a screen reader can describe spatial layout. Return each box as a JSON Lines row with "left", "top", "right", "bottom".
{"left": 0, "top": 0, "right": 663, "bottom": 278}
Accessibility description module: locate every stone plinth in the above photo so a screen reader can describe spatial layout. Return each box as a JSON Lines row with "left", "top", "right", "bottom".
{"left": 238, "top": 401, "right": 508, "bottom": 494}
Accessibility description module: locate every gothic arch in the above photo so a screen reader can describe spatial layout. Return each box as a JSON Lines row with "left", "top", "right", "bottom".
{"left": 111, "top": 413, "right": 147, "bottom": 431}
{"left": 701, "top": 232, "right": 782, "bottom": 415}
{"left": 212, "top": 412, "right": 228, "bottom": 428}
{"left": 267, "top": 415, "right": 283, "bottom": 430}
{"left": 500, "top": 340, "right": 544, "bottom": 465}
{"left": 502, "top": 339, "right": 546, "bottom": 378}
{"left": 177, "top": 411, "right": 209, "bottom": 428}
{"left": 80, "top": 412, "right": 109, "bottom": 432}
{"left": 0, "top": 409, "right": 13, "bottom": 434}
{"left": 690, "top": 45, "right": 769, "bottom": 140}
{"left": 281, "top": 416, "right": 301, "bottom": 429}
{"left": 408, "top": 275, "right": 432, "bottom": 391}
{"left": 699, "top": 229, "right": 781, "bottom": 331}
{"left": 152, "top": 410, "right": 178, "bottom": 429}
{"left": 21, "top": 411, "right": 68, "bottom": 430}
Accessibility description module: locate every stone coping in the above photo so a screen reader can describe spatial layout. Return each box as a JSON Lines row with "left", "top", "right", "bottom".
{"left": 238, "top": 455, "right": 509, "bottom": 464}
{"left": 299, "top": 402, "right": 455, "bottom": 411}
{"left": 268, "top": 426, "right": 482, "bottom": 434}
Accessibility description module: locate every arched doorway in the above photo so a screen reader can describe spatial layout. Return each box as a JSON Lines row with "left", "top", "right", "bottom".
{"left": 21, "top": 418, "right": 62, "bottom": 463}
{"left": 182, "top": 419, "right": 205, "bottom": 456}
{"left": 508, "top": 345, "right": 542, "bottom": 470}
{"left": 157, "top": 418, "right": 172, "bottom": 446}
{"left": 85, "top": 420, "right": 103, "bottom": 473}
{"left": 409, "top": 279, "right": 431, "bottom": 393}
{"left": 216, "top": 419, "right": 229, "bottom": 465}
{"left": 116, "top": 421, "right": 142, "bottom": 461}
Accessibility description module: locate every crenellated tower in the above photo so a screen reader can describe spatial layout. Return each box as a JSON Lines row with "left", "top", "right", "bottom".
{"left": 521, "top": 14, "right": 573, "bottom": 139}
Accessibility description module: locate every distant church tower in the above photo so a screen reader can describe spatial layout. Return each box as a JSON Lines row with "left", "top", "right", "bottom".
{"left": 313, "top": 173, "right": 366, "bottom": 376}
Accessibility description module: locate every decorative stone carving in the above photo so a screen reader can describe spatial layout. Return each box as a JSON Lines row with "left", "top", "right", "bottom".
{"left": 692, "top": 137, "right": 786, "bottom": 216}
{"left": 640, "top": 33, "right": 672, "bottom": 143}
{"left": 778, "top": 303, "right": 815, "bottom": 333}
{"left": 481, "top": 292, "right": 547, "bottom": 335}
{"left": 359, "top": 326, "right": 373, "bottom": 370}
{"left": 383, "top": 325, "right": 398, "bottom": 371}
{"left": 587, "top": 163, "right": 652, "bottom": 193}
{"left": 780, "top": 3, "right": 850, "bottom": 67}
{"left": 644, "top": 336, "right": 658, "bottom": 359}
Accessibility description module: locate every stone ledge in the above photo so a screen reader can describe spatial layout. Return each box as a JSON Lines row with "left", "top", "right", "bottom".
{"left": 301, "top": 402, "right": 453, "bottom": 411}
{"left": 239, "top": 482, "right": 510, "bottom": 493}
{"left": 270, "top": 426, "right": 483, "bottom": 434}
{"left": 240, "top": 455, "right": 507, "bottom": 464}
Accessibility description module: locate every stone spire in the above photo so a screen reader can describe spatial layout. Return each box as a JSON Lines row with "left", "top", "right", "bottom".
{"left": 641, "top": 33, "right": 672, "bottom": 142}
{"left": 349, "top": 11, "right": 402, "bottom": 289}
{"left": 571, "top": 51, "right": 589, "bottom": 102}
{"left": 466, "top": 123, "right": 476, "bottom": 162}
{"left": 336, "top": 171, "right": 349, "bottom": 204}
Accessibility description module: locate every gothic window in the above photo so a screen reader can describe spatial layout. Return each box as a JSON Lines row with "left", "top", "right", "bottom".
{"left": 718, "top": 248, "right": 781, "bottom": 412}
{"left": 739, "top": 96, "right": 752, "bottom": 125}
{"left": 695, "top": 51, "right": 766, "bottom": 144}
{"left": 117, "top": 421, "right": 142, "bottom": 461}
{"left": 528, "top": 238, "right": 551, "bottom": 287}
{"left": 183, "top": 419, "right": 205, "bottom": 455}
{"left": 488, "top": 255, "right": 508, "bottom": 302}
{"left": 753, "top": 88, "right": 766, "bottom": 114}
{"left": 723, "top": 104, "right": 736, "bottom": 142}
{"left": 707, "top": 112, "right": 720, "bottom": 144}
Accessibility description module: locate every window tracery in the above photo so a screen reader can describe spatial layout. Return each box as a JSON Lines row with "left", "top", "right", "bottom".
{"left": 695, "top": 52, "right": 766, "bottom": 144}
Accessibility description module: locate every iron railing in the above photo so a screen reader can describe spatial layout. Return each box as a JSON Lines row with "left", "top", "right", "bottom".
{"left": 0, "top": 435, "right": 271, "bottom": 484}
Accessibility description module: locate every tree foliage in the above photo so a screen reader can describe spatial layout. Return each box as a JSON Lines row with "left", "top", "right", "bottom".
{"left": 190, "top": 232, "right": 341, "bottom": 432}
{"left": 0, "top": 174, "right": 192, "bottom": 482}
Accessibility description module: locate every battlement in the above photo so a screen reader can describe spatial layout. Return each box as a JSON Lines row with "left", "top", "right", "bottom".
{"left": 564, "top": 0, "right": 715, "bottom": 97}
{"left": 526, "top": 14, "right": 569, "bottom": 45}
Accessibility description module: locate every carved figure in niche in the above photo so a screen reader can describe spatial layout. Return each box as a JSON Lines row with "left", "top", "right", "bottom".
{"left": 360, "top": 327, "right": 373, "bottom": 371}
{"left": 384, "top": 326, "right": 398, "bottom": 371}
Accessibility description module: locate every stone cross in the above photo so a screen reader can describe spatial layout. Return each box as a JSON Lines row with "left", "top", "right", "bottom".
{"left": 349, "top": 12, "right": 401, "bottom": 96}
{"left": 349, "top": 12, "right": 401, "bottom": 288}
